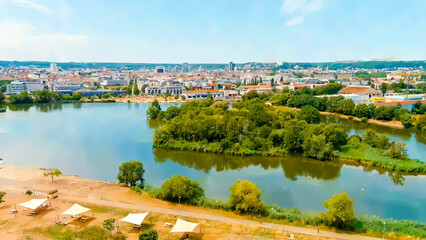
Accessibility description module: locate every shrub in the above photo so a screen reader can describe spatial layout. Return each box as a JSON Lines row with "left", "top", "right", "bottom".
{"left": 229, "top": 180, "right": 266, "bottom": 214}
{"left": 320, "top": 192, "right": 356, "bottom": 230}
{"left": 157, "top": 175, "right": 204, "bottom": 204}
{"left": 360, "top": 117, "right": 368, "bottom": 123}
{"left": 139, "top": 229, "right": 158, "bottom": 240}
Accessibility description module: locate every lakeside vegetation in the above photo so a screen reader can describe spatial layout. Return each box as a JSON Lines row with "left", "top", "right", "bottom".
{"left": 150, "top": 97, "right": 426, "bottom": 173}
{"left": 120, "top": 161, "right": 426, "bottom": 238}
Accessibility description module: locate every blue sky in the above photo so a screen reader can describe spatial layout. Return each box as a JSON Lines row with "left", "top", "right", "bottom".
{"left": 0, "top": 0, "right": 425, "bottom": 63}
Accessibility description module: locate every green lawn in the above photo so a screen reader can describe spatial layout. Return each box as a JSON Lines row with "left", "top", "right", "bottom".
{"left": 338, "top": 143, "right": 426, "bottom": 172}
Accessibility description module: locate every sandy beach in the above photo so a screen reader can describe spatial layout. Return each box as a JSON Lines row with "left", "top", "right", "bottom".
{"left": 0, "top": 165, "right": 384, "bottom": 240}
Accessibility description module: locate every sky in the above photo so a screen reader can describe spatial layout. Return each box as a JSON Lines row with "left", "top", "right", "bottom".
{"left": 0, "top": 0, "right": 425, "bottom": 63}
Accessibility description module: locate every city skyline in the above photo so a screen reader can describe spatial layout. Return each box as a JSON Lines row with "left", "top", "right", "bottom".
{"left": 1, "top": 0, "right": 425, "bottom": 63}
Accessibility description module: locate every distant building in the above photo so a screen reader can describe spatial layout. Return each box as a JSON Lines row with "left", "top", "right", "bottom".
{"left": 228, "top": 62, "right": 235, "bottom": 72}
{"left": 6, "top": 80, "right": 44, "bottom": 94}
{"left": 145, "top": 84, "right": 185, "bottom": 96}
{"left": 155, "top": 66, "right": 165, "bottom": 74}
{"left": 51, "top": 81, "right": 84, "bottom": 93}
{"left": 99, "top": 76, "right": 129, "bottom": 86}
{"left": 183, "top": 90, "right": 223, "bottom": 99}
{"left": 338, "top": 86, "right": 382, "bottom": 104}
{"left": 50, "top": 63, "right": 58, "bottom": 72}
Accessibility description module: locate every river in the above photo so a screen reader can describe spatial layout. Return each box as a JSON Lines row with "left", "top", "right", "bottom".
{"left": 0, "top": 103, "right": 425, "bottom": 222}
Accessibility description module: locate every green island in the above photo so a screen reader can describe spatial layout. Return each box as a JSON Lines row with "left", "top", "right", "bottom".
{"left": 149, "top": 95, "right": 426, "bottom": 173}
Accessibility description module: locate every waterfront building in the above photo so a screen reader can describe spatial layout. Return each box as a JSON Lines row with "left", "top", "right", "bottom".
{"left": 183, "top": 90, "right": 223, "bottom": 99}
{"left": 145, "top": 83, "right": 185, "bottom": 95}
{"left": 6, "top": 80, "right": 44, "bottom": 94}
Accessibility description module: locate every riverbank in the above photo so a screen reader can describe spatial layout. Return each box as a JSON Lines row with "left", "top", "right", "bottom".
{"left": 0, "top": 164, "right": 387, "bottom": 240}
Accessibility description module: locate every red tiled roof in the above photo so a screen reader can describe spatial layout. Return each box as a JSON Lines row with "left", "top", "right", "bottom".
{"left": 374, "top": 99, "right": 426, "bottom": 107}
{"left": 339, "top": 86, "right": 374, "bottom": 94}
{"left": 186, "top": 90, "right": 220, "bottom": 93}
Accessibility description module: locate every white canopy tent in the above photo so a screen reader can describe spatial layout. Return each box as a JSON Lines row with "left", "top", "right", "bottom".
{"left": 170, "top": 218, "right": 201, "bottom": 234}
{"left": 19, "top": 198, "right": 48, "bottom": 210}
{"left": 120, "top": 212, "right": 150, "bottom": 226}
{"left": 62, "top": 203, "right": 91, "bottom": 217}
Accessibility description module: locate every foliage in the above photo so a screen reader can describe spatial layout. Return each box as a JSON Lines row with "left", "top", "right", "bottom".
{"left": 147, "top": 100, "right": 161, "bottom": 119}
{"left": 117, "top": 160, "right": 145, "bottom": 187}
{"left": 320, "top": 192, "right": 356, "bottom": 230}
{"left": 399, "top": 113, "right": 413, "bottom": 128}
{"left": 8, "top": 91, "right": 34, "bottom": 104}
{"left": 312, "top": 83, "right": 344, "bottom": 95}
{"left": 103, "top": 218, "right": 116, "bottom": 232}
{"left": 34, "top": 90, "right": 53, "bottom": 103}
{"left": 133, "top": 81, "right": 140, "bottom": 96}
{"left": 297, "top": 105, "right": 320, "bottom": 124}
{"left": 0, "top": 91, "right": 5, "bottom": 104}
{"left": 44, "top": 168, "right": 62, "bottom": 183}
{"left": 0, "top": 192, "right": 4, "bottom": 204}
{"left": 126, "top": 83, "right": 132, "bottom": 96}
{"left": 138, "top": 230, "right": 158, "bottom": 240}
{"left": 157, "top": 175, "right": 204, "bottom": 204}
{"left": 229, "top": 180, "right": 266, "bottom": 214}
{"left": 302, "top": 135, "right": 334, "bottom": 160}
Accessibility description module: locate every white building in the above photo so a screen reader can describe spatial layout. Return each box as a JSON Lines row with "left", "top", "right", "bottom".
{"left": 50, "top": 63, "right": 58, "bottom": 72}
{"left": 99, "top": 76, "right": 129, "bottom": 86}
{"left": 6, "top": 80, "right": 44, "bottom": 94}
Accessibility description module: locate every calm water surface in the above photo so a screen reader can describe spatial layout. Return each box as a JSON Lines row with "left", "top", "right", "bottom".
{"left": 0, "top": 103, "right": 425, "bottom": 222}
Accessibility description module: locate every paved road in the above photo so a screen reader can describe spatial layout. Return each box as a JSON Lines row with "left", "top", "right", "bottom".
{"left": 64, "top": 196, "right": 381, "bottom": 240}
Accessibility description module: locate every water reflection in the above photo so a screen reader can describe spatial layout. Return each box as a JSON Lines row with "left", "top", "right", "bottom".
{"left": 34, "top": 103, "right": 64, "bottom": 112}
{"left": 7, "top": 104, "right": 33, "bottom": 112}
{"left": 154, "top": 149, "right": 343, "bottom": 181}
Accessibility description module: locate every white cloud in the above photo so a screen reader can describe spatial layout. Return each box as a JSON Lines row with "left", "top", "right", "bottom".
{"left": 281, "top": 0, "right": 323, "bottom": 26}
{"left": 286, "top": 16, "right": 305, "bottom": 26}
{"left": 13, "top": 0, "right": 51, "bottom": 13}
{"left": 0, "top": 18, "right": 89, "bottom": 61}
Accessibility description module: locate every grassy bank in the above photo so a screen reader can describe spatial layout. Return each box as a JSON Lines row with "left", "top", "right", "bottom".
{"left": 338, "top": 143, "right": 426, "bottom": 172}
{"left": 132, "top": 186, "right": 426, "bottom": 239}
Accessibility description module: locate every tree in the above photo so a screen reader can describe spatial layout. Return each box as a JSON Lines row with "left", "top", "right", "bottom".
{"left": 44, "top": 168, "right": 62, "bottom": 183}
{"left": 362, "top": 129, "right": 377, "bottom": 147}
{"left": 229, "top": 180, "right": 265, "bottom": 214}
{"left": 297, "top": 105, "right": 320, "bottom": 124}
{"left": 380, "top": 83, "right": 388, "bottom": 95}
{"left": 139, "top": 229, "right": 158, "bottom": 240}
{"left": 133, "top": 81, "right": 140, "bottom": 96}
{"left": 400, "top": 113, "right": 413, "bottom": 128}
{"left": 0, "top": 192, "right": 5, "bottom": 204}
{"left": 353, "top": 104, "right": 369, "bottom": 118}
{"left": 375, "top": 134, "right": 390, "bottom": 149}
{"left": 117, "top": 160, "right": 145, "bottom": 187}
{"left": 141, "top": 84, "right": 148, "bottom": 95}
{"left": 0, "top": 91, "right": 5, "bottom": 104}
{"left": 126, "top": 83, "right": 133, "bottom": 96}
{"left": 103, "top": 218, "right": 115, "bottom": 232}
{"left": 387, "top": 141, "right": 408, "bottom": 159}
{"left": 34, "top": 90, "right": 53, "bottom": 103}
{"left": 147, "top": 99, "right": 161, "bottom": 119}
{"left": 158, "top": 175, "right": 204, "bottom": 203}
{"left": 320, "top": 192, "right": 356, "bottom": 229}
{"left": 302, "top": 135, "right": 334, "bottom": 160}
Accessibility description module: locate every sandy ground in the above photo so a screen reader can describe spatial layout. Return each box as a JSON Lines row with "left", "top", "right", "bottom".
{"left": 0, "top": 165, "right": 387, "bottom": 240}
{"left": 286, "top": 107, "right": 404, "bottom": 129}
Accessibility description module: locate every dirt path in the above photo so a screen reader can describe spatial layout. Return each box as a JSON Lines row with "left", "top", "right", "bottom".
{"left": 62, "top": 196, "right": 380, "bottom": 240}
